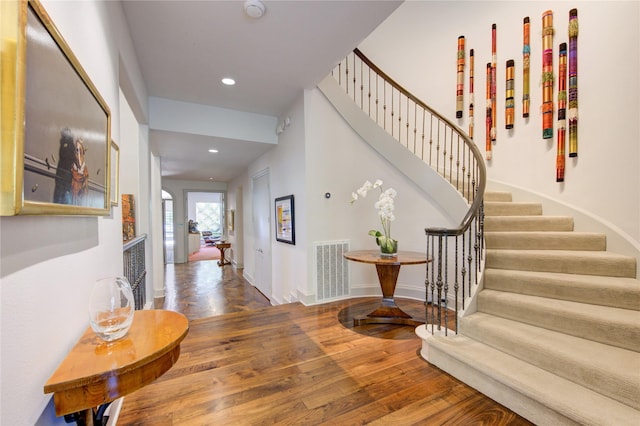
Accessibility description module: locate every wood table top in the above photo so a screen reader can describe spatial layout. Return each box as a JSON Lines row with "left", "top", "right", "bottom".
{"left": 343, "top": 250, "right": 428, "bottom": 266}
{"left": 44, "top": 309, "right": 188, "bottom": 416}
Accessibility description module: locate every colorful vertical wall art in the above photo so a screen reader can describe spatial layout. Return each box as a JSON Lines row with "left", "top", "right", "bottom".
{"left": 469, "top": 49, "right": 475, "bottom": 139}
{"left": 490, "top": 24, "right": 497, "bottom": 141}
{"left": 568, "top": 8, "right": 579, "bottom": 157}
{"left": 542, "top": 10, "right": 554, "bottom": 139}
{"left": 122, "top": 194, "right": 135, "bottom": 242}
{"left": 557, "top": 43, "right": 568, "bottom": 182}
{"left": 522, "top": 17, "right": 531, "bottom": 118}
{"left": 450, "top": 7, "right": 579, "bottom": 179}
{"left": 456, "top": 36, "right": 465, "bottom": 118}
{"left": 505, "top": 59, "right": 515, "bottom": 129}
{"left": 485, "top": 62, "right": 492, "bottom": 160}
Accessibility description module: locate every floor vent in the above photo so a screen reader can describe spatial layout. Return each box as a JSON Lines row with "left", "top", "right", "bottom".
{"left": 315, "top": 240, "right": 350, "bottom": 302}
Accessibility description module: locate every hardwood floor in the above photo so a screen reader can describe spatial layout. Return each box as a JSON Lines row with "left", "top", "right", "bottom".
{"left": 117, "top": 260, "right": 533, "bottom": 425}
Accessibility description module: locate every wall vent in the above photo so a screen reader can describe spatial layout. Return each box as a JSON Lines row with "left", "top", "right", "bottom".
{"left": 314, "top": 240, "right": 350, "bottom": 302}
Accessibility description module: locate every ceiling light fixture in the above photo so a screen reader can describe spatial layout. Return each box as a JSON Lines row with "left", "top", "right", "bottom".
{"left": 208, "top": 149, "right": 218, "bottom": 153}
{"left": 244, "top": 0, "right": 265, "bottom": 19}
{"left": 221, "top": 77, "right": 235, "bottom": 86}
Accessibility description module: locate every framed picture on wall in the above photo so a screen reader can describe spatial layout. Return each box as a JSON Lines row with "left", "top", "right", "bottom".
{"left": 227, "top": 209, "right": 235, "bottom": 232}
{"left": 275, "top": 195, "right": 295, "bottom": 245}
{"left": 1, "top": 0, "right": 111, "bottom": 216}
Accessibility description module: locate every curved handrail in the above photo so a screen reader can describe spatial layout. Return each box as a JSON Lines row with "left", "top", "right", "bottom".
{"left": 352, "top": 49, "right": 486, "bottom": 237}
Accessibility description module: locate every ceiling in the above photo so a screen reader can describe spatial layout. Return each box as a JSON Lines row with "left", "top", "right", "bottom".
{"left": 121, "top": 0, "right": 403, "bottom": 182}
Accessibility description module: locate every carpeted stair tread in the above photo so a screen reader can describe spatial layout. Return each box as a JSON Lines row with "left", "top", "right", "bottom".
{"left": 485, "top": 231, "right": 606, "bottom": 250}
{"left": 486, "top": 249, "right": 637, "bottom": 278}
{"left": 484, "top": 201, "right": 543, "bottom": 216}
{"left": 483, "top": 269, "right": 640, "bottom": 310}
{"left": 459, "top": 312, "right": 640, "bottom": 410}
{"left": 485, "top": 215, "right": 574, "bottom": 232}
{"left": 426, "top": 334, "right": 640, "bottom": 426}
{"left": 477, "top": 289, "right": 640, "bottom": 351}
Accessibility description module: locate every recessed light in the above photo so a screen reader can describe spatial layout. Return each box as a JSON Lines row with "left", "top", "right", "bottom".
{"left": 221, "top": 77, "right": 235, "bottom": 86}
{"left": 208, "top": 149, "right": 218, "bottom": 153}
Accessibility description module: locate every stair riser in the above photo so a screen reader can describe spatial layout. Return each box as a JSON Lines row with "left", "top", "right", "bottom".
{"left": 483, "top": 269, "right": 640, "bottom": 310}
{"left": 484, "top": 191, "right": 513, "bottom": 202}
{"left": 459, "top": 316, "right": 640, "bottom": 410}
{"left": 477, "top": 293, "right": 640, "bottom": 352}
{"left": 486, "top": 250, "right": 637, "bottom": 278}
{"left": 484, "top": 217, "right": 574, "bottom": 232}
{"left": 485, "top": 202, "right": 543, "bottom": 216}
{"left": 485, "top": 233, "right": 606, "bottom": 251}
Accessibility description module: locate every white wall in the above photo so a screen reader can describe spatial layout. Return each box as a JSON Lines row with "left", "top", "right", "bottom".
{"left": 304, "top": 88, "right": 453, "bottom": 301}
{"left": 150, "top": 153, "right": 164, "bottom": 302}
{"left": 270, "top": 97, "right": 307, "bottom": 304}
{"left": 360, "top": 1, "right": 640, "bottom": 244}
{"left": 228, "top": 94, "right": 306, "bottom": 304}
{"left": 0, "top": 1, "right": 149, "bottom": 424}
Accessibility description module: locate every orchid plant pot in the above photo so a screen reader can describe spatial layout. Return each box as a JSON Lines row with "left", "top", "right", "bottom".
{"left": 378, "top": 236, "right": 398, "bottom": 257}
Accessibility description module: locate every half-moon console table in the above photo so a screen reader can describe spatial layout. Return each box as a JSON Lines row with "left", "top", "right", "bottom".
{"left": 44, "top": 310, "right": 189, "bottom": 425}
{"left": 343, "top": 250, "right": 429, "bottom": 326}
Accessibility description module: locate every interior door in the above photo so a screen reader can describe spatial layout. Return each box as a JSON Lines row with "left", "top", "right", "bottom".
{"left": 252, "top": 170, "right": 272, "bottom": 300}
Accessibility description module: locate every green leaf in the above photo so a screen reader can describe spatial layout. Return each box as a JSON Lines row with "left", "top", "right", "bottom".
{"left": 368, "top": 230, "right": 382, "bottom": 237}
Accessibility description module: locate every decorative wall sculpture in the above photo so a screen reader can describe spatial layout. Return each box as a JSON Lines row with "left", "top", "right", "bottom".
{"left": 449, "top": 6, "right": 580, "bottom": 177}
{"left": 522, "top": 16, "right": 531, "bottom": 118}
{"left": 469, "top": 48, "right": 475, "bottom": 139}
{"left": 505, "top": 59, "right": 515, "bottom": 129}
{"left": 542, "top": 10, "right": 554, "bottom": 139}
{"left": 486, "top": 62, "right": 493, "bottom": 160}
{"left": 568, "top": 8, "right": 579, "bottom": 157}
{"left": 557, "top": 43, "right": 568, "bottom": 182}
{"left": 490, "top": 24, "right": 497, "bottom": 141}
{"left": 456, "top": 36, "right": 465, "bottom": 119}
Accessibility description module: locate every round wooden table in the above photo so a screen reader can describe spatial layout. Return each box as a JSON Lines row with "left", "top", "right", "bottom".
{"left": 44, "top": 310, "right": 189, "bottom": 425}
{"left": 343, "top": 250, "right": 429, "bottom": 326}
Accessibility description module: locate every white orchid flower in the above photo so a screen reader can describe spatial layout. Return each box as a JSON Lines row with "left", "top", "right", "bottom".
{"left": 350, "top": 178, "right": 398, "bottom": 249}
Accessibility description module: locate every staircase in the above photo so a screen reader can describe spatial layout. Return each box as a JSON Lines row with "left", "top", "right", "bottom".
{"left": 323, "top": 49, "right": 639, "bottom": 424}
{"left": 423, "top": 190, "right": 640, "bottom": 425}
